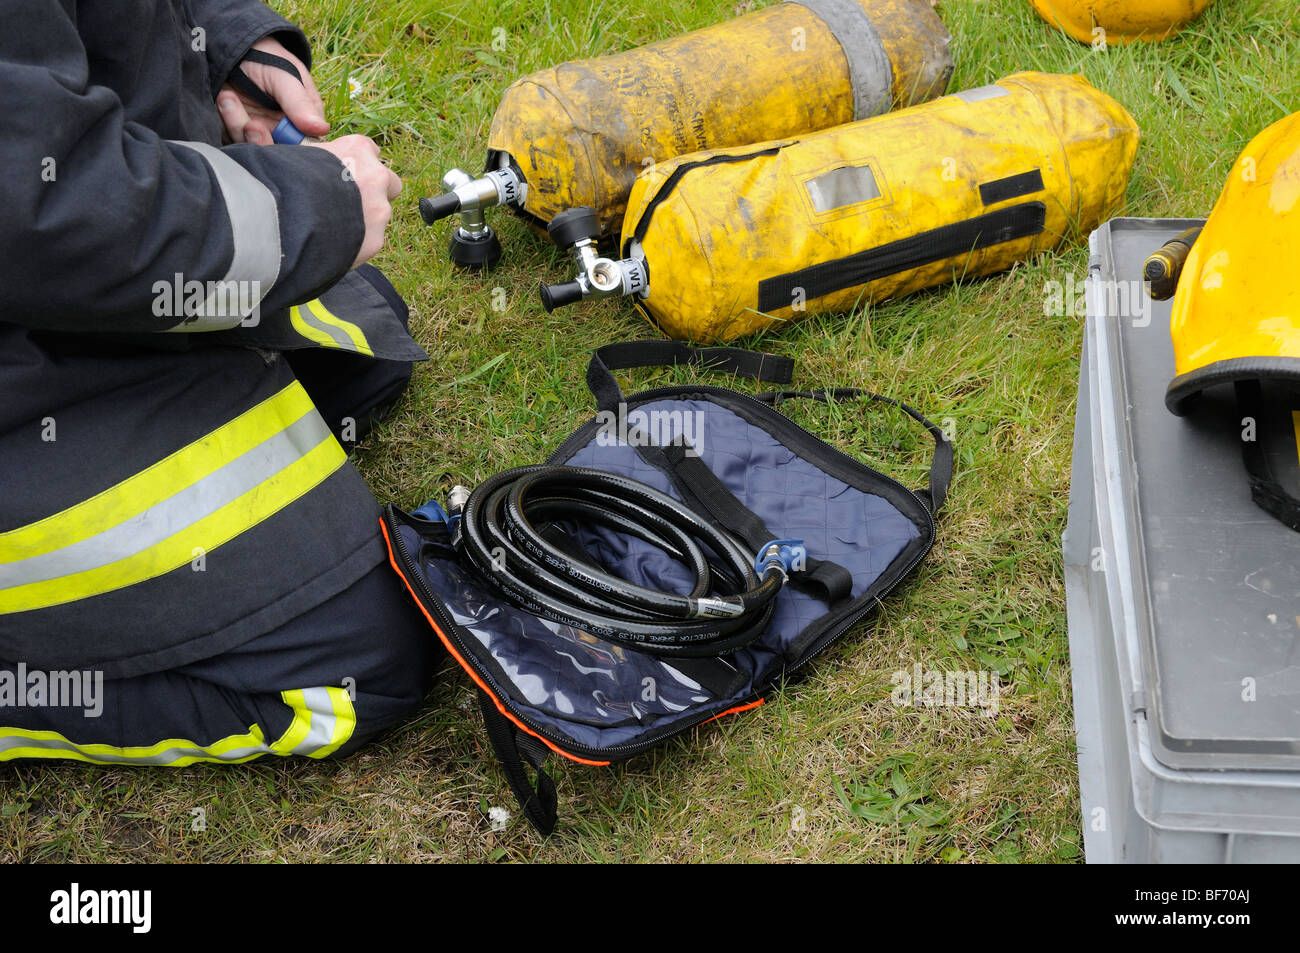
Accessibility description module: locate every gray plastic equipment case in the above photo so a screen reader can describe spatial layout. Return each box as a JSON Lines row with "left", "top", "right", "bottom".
{"left": 1065, "top": 218, "right": 1300, "bottom": 864}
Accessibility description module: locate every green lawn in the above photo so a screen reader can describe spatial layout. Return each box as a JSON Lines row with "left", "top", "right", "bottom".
{"left": 3, "top": 0, "right": 1297, "bottom": 863}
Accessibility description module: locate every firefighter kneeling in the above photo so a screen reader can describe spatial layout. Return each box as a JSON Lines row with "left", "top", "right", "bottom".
{"left": 0, "top": 3, "right": 438, "bottom": 763}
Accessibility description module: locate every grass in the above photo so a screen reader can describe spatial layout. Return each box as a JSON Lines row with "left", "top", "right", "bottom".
{"left": 3, "top": 0, "right": 1298, "bottom": 863}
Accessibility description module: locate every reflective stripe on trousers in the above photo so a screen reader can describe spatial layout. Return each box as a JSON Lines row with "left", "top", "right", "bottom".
{"left": 0, "top": 686, "right": 356, "bottom": 764}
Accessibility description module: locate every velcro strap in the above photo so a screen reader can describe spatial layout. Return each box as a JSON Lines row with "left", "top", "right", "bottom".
{"left": 1236, "top": 381, "right": 1300, "bottom": 533}
{"left": 662, "top": 443, "right": 855, "bottom": 605}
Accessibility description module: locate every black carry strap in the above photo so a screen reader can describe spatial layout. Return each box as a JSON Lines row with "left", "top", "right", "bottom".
{"left": 226, "top": 49, "right": 303, "bottom": 112}
{"left": 586, "top": 341, "right": 851, "bottom": 600}
{"left": 587, "top": 340, "right": 794, "bottom": 413}
{"left": 660, "top": 442, "right": 855, "bottom": 603}
{"left": 477, "top": 690, "right": 558, "bottom": 836}
{"left": 754, "top": 388, "right": 954, "bottom": 516}
{"left": 1235, "top": 381, "right": 1300, "bottom": 532}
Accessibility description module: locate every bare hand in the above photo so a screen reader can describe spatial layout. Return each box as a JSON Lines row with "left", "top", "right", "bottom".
{"left": 306, "top": 136, "right": 403, "bottom": 268}
{"left": 217, "top": 37, "right": 330, "bottom": 145}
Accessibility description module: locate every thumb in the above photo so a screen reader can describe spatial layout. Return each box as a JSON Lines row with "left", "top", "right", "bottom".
{"left": 266, "top": 70, "right": 330, "bottom": 137}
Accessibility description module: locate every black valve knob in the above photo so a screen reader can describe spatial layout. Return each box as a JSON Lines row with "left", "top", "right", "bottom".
{"left": 546, "top": 206, "right": 600, "bottom": 250}
{"left": 449, "top": 228, "right": 501, "bottom": 271}
{"left": 539, "top": 280, "right": 585, "bottom": 313}
{"left": 419, "top": 193, "right": 462, "bottom": 224}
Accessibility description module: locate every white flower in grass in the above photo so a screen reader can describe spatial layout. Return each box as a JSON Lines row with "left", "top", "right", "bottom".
{"left": 488, "top": 806, "right": 510, "bottom": 832}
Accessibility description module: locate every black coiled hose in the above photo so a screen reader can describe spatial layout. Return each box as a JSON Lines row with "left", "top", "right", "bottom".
{"left": 452, "top": 466, "right": 791, "bottom": 657}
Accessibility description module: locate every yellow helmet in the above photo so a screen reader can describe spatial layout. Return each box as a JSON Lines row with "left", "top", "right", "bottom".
{"left": 1166, "top": 111, "right": 1300, "bottom": 415}
{"left": 1029, "top": 0, "right": 1212, "bottom": 45}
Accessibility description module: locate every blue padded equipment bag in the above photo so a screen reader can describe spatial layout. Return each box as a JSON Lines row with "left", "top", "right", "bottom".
{"left": 383, "top": 341, "right": 952, "bottom": 833}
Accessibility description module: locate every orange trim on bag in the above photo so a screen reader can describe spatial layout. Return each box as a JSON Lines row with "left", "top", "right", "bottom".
{"left": 704, "top": 698, "right": 765, "bottom": 723}
{"left": 380, "top": 518, "right": 612, "bottom": 768}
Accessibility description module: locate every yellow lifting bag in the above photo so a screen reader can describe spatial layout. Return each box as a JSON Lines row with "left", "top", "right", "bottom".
{"left": 608, "top": 71, "right": 1139, "bottom": 343}
{"left": 486, "top": 0, "right": 953, "bottom": 238}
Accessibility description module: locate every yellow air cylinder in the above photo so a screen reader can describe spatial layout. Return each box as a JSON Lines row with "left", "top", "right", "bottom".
{"left": 618, "top": 72, "right": 1140, "bottom": 343}
{"left": 1029, "top": 0, "right": 1213, "bottom": 45}
{"left": 486, "top": 0, "right": 953, "bottom": 238}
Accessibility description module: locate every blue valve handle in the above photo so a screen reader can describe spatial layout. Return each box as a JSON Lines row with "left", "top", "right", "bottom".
{"left": 754, "top": 539, "right": 807, "bottom": 578}
{"left": 272, "top": 116, "right": 307, "bottom": 145}
{"left": 411, "top": 488, "right": 469, "bottom": 535}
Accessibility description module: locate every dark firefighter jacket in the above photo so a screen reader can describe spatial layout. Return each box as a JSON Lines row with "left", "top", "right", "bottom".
{"left": 0, "top": 1, "right": 426, "bottom": 678}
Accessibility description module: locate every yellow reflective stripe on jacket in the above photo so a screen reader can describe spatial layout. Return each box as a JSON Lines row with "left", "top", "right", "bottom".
{"left": 289, "top": 299, "right": 373, "bottom": 356}
{"left": 0, "top": 382, "right": 316, "bottom": 559}
{"left": 0, "top": 686, "right": 356, "bottom": 764}
{"left": 0, "top": 382, "right": 345, "bottom": 614}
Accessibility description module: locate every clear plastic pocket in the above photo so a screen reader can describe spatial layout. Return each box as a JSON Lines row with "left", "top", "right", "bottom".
{"left": 407, "top": 529, "right": 743, "bottom": 729}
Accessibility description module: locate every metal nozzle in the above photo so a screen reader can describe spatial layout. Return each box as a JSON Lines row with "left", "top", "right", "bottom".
{"left": 1144, "top": 227, "right": 1203, "bottom": 301}
{"left": 448, "top": 485, "right": 472, "bottom": 515}
{"left": 419, "top": 166, "right": 526, "bottom": 271}
{"left": 538, "top": 206, "right": 649, "bottom": 311}
{"left": 419, "top": 168, "right": 524, "bottom": 219}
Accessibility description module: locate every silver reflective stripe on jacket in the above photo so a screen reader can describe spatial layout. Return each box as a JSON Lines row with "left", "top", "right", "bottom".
{"left": 166, "top": 140, "right": 282, "bottom": 330}
{"left": 0, "top": 412, "right": 332, "bottom": 591}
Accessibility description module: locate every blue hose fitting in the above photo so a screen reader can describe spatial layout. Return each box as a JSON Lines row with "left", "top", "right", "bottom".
{"left": 411, "top": 499, "right": 450, "bottom": 525}
{"left": 272, "top": 117, "right": 307, "bottom": 144}
{"left": 754, "top": 539, "right": 807, "bottom": 580}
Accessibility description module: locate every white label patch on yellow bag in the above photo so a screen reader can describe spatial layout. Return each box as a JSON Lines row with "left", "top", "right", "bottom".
{"left": 806, "top": 164, "right": 882, "bottom": 212}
